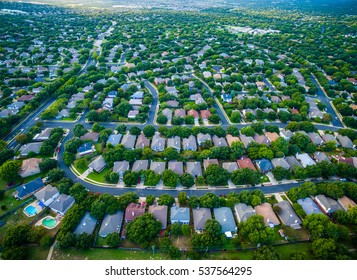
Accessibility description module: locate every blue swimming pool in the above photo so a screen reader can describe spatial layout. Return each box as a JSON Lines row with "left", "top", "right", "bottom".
{"left": 24, "top": 205, "right": 37, "bottom": 216}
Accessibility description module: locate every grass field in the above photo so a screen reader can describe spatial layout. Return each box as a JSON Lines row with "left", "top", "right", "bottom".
{"left": 87, "top": 167, "right": 110, "bottom": 183}
{"left": 51, "top": 248, "right": 168, "bottom": 260}
{"left": 0, "top": 190, "right": 23, "bottom": 216}
{"left": 26, "top": 246, "right": 50, "bottom": 260}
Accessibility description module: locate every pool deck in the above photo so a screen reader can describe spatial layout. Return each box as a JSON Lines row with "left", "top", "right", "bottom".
{"left": 36, "top": 215, "right": 61, "bottom": 229}
{"left": 23, "top": 201, "right": 44, "bottom": 217}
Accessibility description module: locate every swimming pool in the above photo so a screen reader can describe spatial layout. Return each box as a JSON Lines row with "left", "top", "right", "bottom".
{"left": 42, "top": 217, "right": 57, "bottom": 229}
{"left": 24, "top": 205, "right": 38, "bottom": 217}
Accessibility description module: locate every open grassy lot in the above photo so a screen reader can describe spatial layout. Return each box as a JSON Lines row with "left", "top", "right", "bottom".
{"left": 51, "top": 248, "right": 168, "bottom": 260}
{"left": 0, "top": 190, "right": 24, "bottom": 216}
{"left": 26, "top": 246, "right": 50, "bottom": 260}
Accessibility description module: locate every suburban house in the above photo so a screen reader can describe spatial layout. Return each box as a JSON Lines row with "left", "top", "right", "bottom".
{"left": 182, "top": 135, "right": 197, "bottom": 151}
{"left": 265, "top": 132, "right": 280, "bottom": 142}
{"left": 19, "top": 142, "right": 43, "bottom": 156}
{"left": 186, "top": 161, "right": 202, "bottom": 177}
{"left": 99, "top": 211, "right": 124, "bottom": 238}
{"left": 170, "top": 206, "right": 190, "bottom": 224}
{"left": 106, "top": 134, "right": 122, "bottom": 147}
{"left": 212, "top": 135, "right": 228, "bottom": 147}
{"left": 313, "top": 152, "right": 331, "bottom": 163}
{"left": 234, "top": 203, "right": 256, "bottom": 223}
{"left": 33, "top": 128, "right": 52, "bottom": 141}
{"left": 213, "top": 207, "right": 237, "bottom": 238}
{"left": 150, "top": 161, "right": 166, "bottom": 175}
{"left": 271, "top": 158, "right": 290, "bottom": 170}
{"left": 255, "top": 158, "right": 273, "bottom": 174}
{"left": 88, "top": 156, "right": 106, "bottom": 173}
{"left": 196, "top": 133, "right": 211, "bottom": 146}
{"left": 337, "top": 196, "right": 356, "bottom": 211}
{"left": 148, "top": 205, "right": 168, "bottom": 229}
{"left": 336, "top": 135, "right": 354, "bottom": 149}
{"left": 124, "top": 203, "right": 146, "bottom": 223}
{"left": 254, "top": 134, "right": 271, "bottom": 146}
{"left": 226, "top": 134, "right": 240, "bottom": 147}
{"left": 193, "top": 208, "right": 212, "bottom": 233}
{"left": 128, "top": 110, "right": 139, "bottom": 119}
{"left": 121, "top": 133, "right": 137, "bottom": 149}
{"left": 296, "top": 153, "right": 316, "bottom": 167}
{"left": 321, "top": 133, "right": 338, "bottom": 145}
{"left": 274, "top": 201, "right": 302, "bottom": 229}
{"left": 174, "top": 109, "right": 186, "bottom": 118}
{"left": 168, "top": 161, "right": 184, "bottom": 176}
{"left": 19, "top": 158, "right": 42, "bottom": 178}
{"left": 34, "top": 185, "right": 60, "bottom": 207}
{"left": 80, "top": 132, "right": 99, "bottom": 142}
{"left": 237, "top": 157, "right": 256, "bottom": 171}
{"left": 135, "top": 133, "right": 150, "bottom": 149}
{"left": 74, "top": 212, "right": 97, "bottom": 235}
{"left": 285, "top": 156, "right": 302, "bottom": 170}
{"left": 222, "top": 162, "right": 239, "bottom": 173}
{"left": 280, "top": 129, "right": 293, "bottom": 140}
{"left": 200, "top": 110, "right": 211, "bottom": 120}
{"left": 187, "top": 109, "right": 199, "bottom": 119}
{"left": 297, "top": 197, "right": 322, "bottom": 215}
{"left": 203, "top": 159, "right": 219, "bottom": 170}
{"left": 132, "top": 160, "right": 149, "bottom": 173}
{"left": 167, "top": 136, "right": 181, "bottom": 151}
{"left": 57, "top": 108, "right": 70, "bottom": 119}
{"left": 49, "top": 194, "right": 75, "bottom": 216}
{"left": 307, "top": 132, "right": 325, "bottom": 146}
{"left": 239, "top": 134, "right": 254, "bottom": 148}
{"left": 113, "top": 161, "right": 130, "bottom": 178}
{"left": 14, "top": 177, "right": 44, "bottom": 200}
{"left": 254, "top": 203, "right": 280, "bottom": 227}
{"left": 77, "top": 142, "right": 95, "bottom": 157}
{"left": 314, "top": 195, "right": 343, "bottom": 214}
{"left": 151, "top": 133, "right": 166, "bottom": 152}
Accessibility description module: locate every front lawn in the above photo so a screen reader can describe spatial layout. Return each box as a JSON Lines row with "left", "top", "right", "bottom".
{"left": 87, "top": 167, "right": 111, "bottom": 183}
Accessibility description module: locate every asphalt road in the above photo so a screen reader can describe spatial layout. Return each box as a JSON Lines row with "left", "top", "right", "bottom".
{"left": 310, "top": 75, "right": 343, "bottom": 127}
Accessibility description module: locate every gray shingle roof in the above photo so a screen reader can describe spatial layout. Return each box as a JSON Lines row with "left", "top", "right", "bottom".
{"left": 234, "top": 203, "right": 256, "bottom": 223}
{"left": 132, "top": 160, "right": 149, "bottom": 172}
{"left": 170, "top": 206, "right": 190, "bottom": 223}
{"left": 106, "top": 134, "right": 122, "bottom": 147}
{"left": 34, "top": 185, "right": 59, "bottom": 203}
{"left": 151, "top": 133, "right": 166, "bottom": 151}
{"left": 50, "top": 194, "right": 75, "bottom": 215}
{"left": 88, "top": 156, "right": 106, "bottom": 172}
{"left": 121, "top": 133, "right": 137, "bottom": 149}
{"left": 271, "top": 158, "right": 291, "bottom": 170}
{"left": 274, "top": 201, "right": 301, "bottom": 228}
{"left": 74, "top": 212, "right": 97, "bottom": 235}
{"left": 297, "top": 197, "right": 322, "bottom": 215}
{"left": 193, "top": 208, "right": 212, "bottom": 230}
{"left": 113, "top": 161, "right": 130, "bottom": 174}
{"left": 167, "top": 136, "right": 181, "bottom": 151}
{"left": 99, "top": 211, "right": 124, "bottom": 238}
{"left": 212, "top": 135, "right": 228, "bottom": 147}
{"left": 149, "top": 205, "right": 168, "bottom": 229}
{"left": 182, "top": 135, "right": 197, "bottom": 151}
{"left": 315, "top": 195, "right": 343, "bottom": 213}
{"left": 186, "top": 162, "right": 202, "bottom": 177}
{"left": 150, "top": 161, "right": 166, "bottom": 174}
{"left": 213, "top": 207, "right": 237, "bottom": 234}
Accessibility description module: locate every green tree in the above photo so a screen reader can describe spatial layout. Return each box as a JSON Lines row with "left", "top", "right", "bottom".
{"left": 199, "top": 193, "right": 220, "bottom": 208}
{"left": 231, "top": 168, "right": 261, "bottom": 185}
{"left": 162, "top": 170, "right": 179, "bottom": 188}
{"left": 253, "top": 245, "right": 280, "bottom": 260}
{"left": 163, "top": 147, "right": 179, "bottom": 161}
{"left": 178, "top": 192, "right": 188, "bottom": 206}
{"left": 272, "top": 167, "right": 291, "bottom": 181}
{"left": 123, "top": 171, "right": 139, "bottom": 187}
{"left": 204, "top": 164, "right": 230, "bottom": 186}
{"left": 106, "top": 233, "right": 120, "bottom": 247}
{"left": 39, "top": 158, "right": 57, "bottom": 172}
{"left": 239, "top": 215, "right": 275, "bottom": 245}
{"left": 158, "top": 194, "right": 175, "bottom": 207}
{"left": 180, "top": 173, "right": 194, "bottom": 188}
{"left": 142, "top": 170, "right": 161, "bottom": 186}
{"left": 0, "top": 160, "right": 21, "bottom": 183}
{"left": 126, "top": 213, "right": 162, "bottom": 247}
{"left": 143, "top": 125, "right": 156, "bottom": 137}
{"left": 145, "top": 195, "right": 156, "bottom": 205}
{"left": 73, "top": 124, "right": 87, "bottom": 137}
{"left": 171, "top": 223, "right": 183, "bottom": 236}
{"left": 230, "top": 141, "right": 244, "bottom": 159}
{"left": 47, "top": 168, "right": 65, "bottom": 182}
{"left": 312, "top": 238, "right": 337, "bottom": 259}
